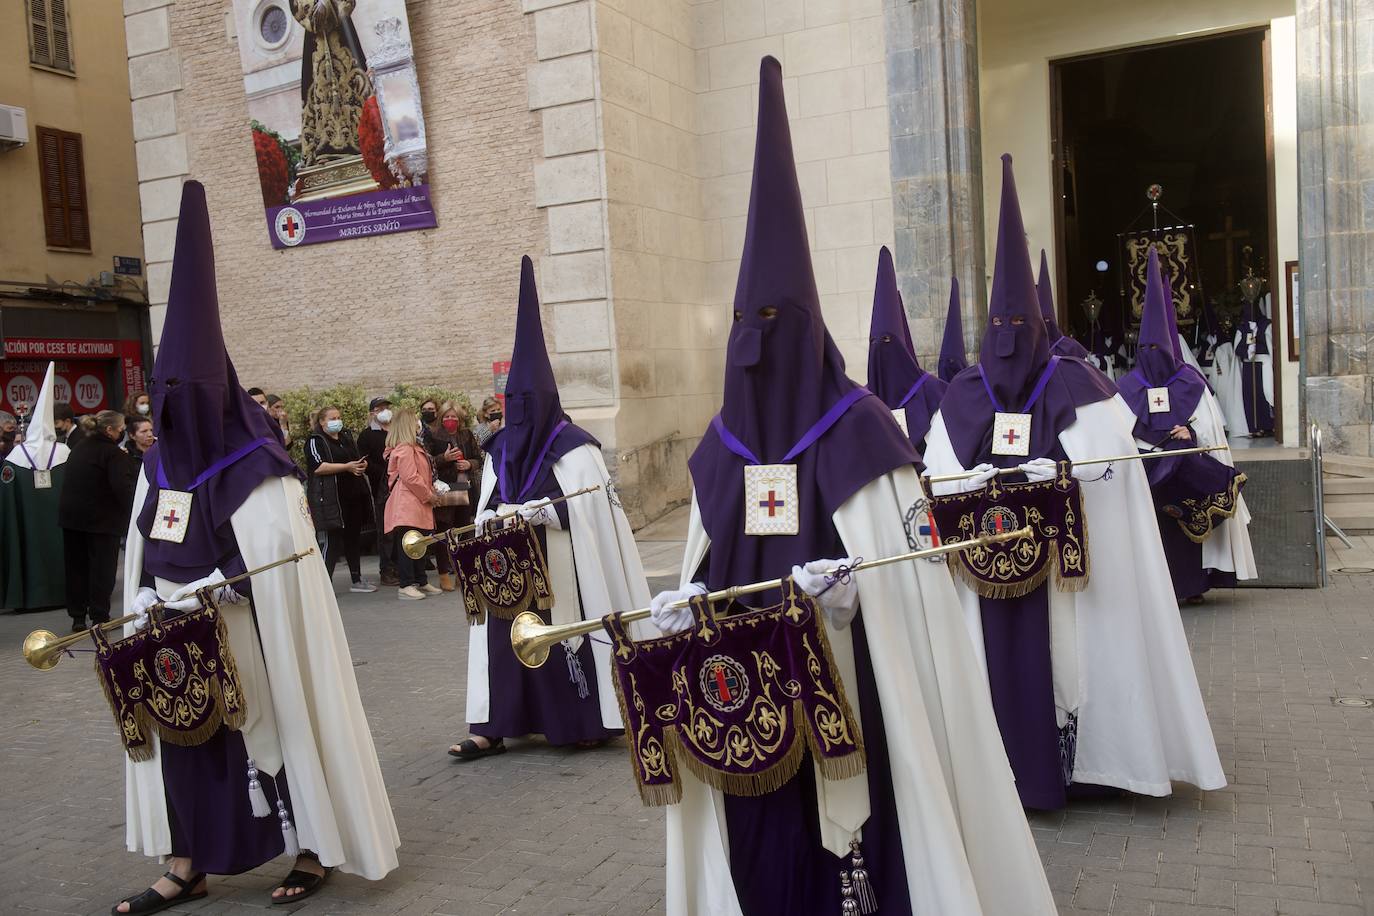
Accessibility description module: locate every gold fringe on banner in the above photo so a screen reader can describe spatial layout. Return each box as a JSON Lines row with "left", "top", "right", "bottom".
{"left": 1168, "top": 472, "right": 1248, "bottom": 544}
{"left": 456, "top": 524, "right": 556, "bottom": 625}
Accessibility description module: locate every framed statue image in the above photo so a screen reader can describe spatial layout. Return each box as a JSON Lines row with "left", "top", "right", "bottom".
{"left": 232, "top": 0, "right": 437, "bottom": 249}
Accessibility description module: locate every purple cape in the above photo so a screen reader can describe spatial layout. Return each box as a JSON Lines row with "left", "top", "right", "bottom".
{"left": 137, "top": 181, "right": 299, "bottom": 582}
{"left": 937, "top": 276, "right": 968, "bottom": 382}
{"left": 866, "top": 247, "right": 947, "bottom": 451}
{"left": 940, "top": 156, "right": 1115, "bottom": 469}
{"left": 485, "top": 256, "right": 596, "bottom": 505}
{"left": 1118, "top": 247, "right": 1208, "bottom": 437}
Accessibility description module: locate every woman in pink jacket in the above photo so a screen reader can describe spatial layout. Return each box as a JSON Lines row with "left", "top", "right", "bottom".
{"left": 383, "top": 408, "right": 440, "bottom": 600}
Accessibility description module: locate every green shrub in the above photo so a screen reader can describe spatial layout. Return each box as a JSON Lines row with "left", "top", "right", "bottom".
{"left": 274, "top": 382, "right": 473, "bottom": 467}
{"left": 385, "top": 383, "right": 473, "bottom": 422}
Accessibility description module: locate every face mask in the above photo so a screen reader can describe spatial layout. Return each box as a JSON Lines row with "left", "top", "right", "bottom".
{"left": 728, "top": 326, "right": 762, "bottom": 368}
{"left": 325, "top": 419, "right": 344, "bottom": 434}
{"left": 420, "top": 410, "right": 437, "bottom": 424}
{"left": 375, "top": 409, "right": 393, "bottom": 424}
{"left": 441, "top": 418, "right": 460, "bottom": 432}
{"left": 995, "top": 327, "right": 1016, "bottom": 358}
{"left": 136, "top": 403, "right": 150, "bottom": 415}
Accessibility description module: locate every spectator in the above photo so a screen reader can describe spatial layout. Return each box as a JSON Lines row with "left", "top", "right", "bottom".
{"left": 420, "top": 399, "right": 477, "bottom": 592}
{"left": 356, "top": 397, "right": 397, "bottom": 586}
{"left": 57, "top": 410, "right": 135, "bottom": 633}
{"left": 306, "top": 405, "right": 377, "bottom": 593}
{"left": 125, "top": 415, "right": 155, "bottom": 461}
{"left": 0, "top": 411, "right": 15, "bottom": 460}
{"left": 247, "top": 387, "right": 269, "bottom": 409}
{"left": 266, "top": 394, "right": 291, "bottom": 447}
{"left": 383, "top": 408, "right": 439, "bottom": 600}
{"left": 54, "top": 403, "right": 86, "bottom": 449}
{"left": 122, "top": 390, "right": 151, "bottom": 420}
{"left": 473, "top": 396, "right": 504, "bottom": 447}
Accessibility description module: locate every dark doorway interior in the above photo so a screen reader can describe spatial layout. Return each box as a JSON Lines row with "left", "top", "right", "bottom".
{"left": 1051, "top": 29, "right": 1272, "bottom": 355}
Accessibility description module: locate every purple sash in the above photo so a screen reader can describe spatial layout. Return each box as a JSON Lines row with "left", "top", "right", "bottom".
{"left": 446, "top": 519, "right": 554, "bottom": 625}
{"left": 978, "top": 356, "right": 1061, "bottom": 414}
{"left": 602, "top": 579, "right": 865, "bottom": 807}
{"left": 16, "top": 441, "right": 57, "bottom": 470}
{"left": 91, "top": 602, "right": 246, "bottom": 761}
{"left": 711, "top": 387, "right": 870, "bottom": 465}
{"left": 157, "top": 436, "right": 276, "bottom": 491}
{"left": 896, "top": 373, "right": 931, "bottom": 409}
{"left": 927, "top": 463, "right": 1089, "bottom": 599}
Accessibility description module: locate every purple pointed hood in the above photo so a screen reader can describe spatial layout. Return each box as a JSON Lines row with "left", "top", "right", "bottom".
{"left": 937, "top": 276, "right": 968, "bottom": 382}
{"left": 866, "top": 247, "right": 946, "bottom": 449}
{"left": 1118, "top": 247, "right": 1207, "bottom": 435}
{"left": 137, "top": 180, "right": 300, "bottom": 581}
{"left": 487, "top": 256, "right": 596, "bottom": 504}
{"left": 1036, "top": 249, "right": 1064, "bottom": 341}
{"left": 938, "top": 155, "right": 1116, "bottom": 468}
{"left": 688, "top": 57, "right": 916, "bottom": 597}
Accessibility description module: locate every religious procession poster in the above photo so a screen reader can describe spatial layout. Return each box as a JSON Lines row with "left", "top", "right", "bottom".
{"left": 232, "top": 0, "right": 437, "bottom": 249}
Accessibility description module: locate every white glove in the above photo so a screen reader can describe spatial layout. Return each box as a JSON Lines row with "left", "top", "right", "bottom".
{"left": 650, "top": 583, "right": 707, "bottom": 636}
{"left": 791, "top": 558, "right": 861, "bottom": 629}
{"left": 130, "top": 587, "right": 159, "bottom": 631}
{"left": 167, "top": 575, "right": 242, "bottom": 612}
{"left": 518, "top": 500, "right": 562, "bottom": 530}
{"left": 1018, "top": 457, "right": 1057, "bottom": 483}
{"left": 959, "top": 463, "right": 999, "bottom": 493}
{"left": 474, "top": 508, "right": 499, "bottom": 534}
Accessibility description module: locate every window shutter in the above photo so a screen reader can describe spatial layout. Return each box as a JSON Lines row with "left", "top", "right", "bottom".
{"left": 37, "top": 128, "right": 69, "bottom": 248}
{"left": 60, "top": 132, "right": 89, "bottom": 249}
{"left": 29, "top": 0, "right": 51, "bottom": 67}
{"left": 49, "top": 0, "right": 71, "bottom": 71}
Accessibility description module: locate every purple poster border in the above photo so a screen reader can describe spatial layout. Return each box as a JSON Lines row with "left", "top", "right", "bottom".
{"left": 265, "top": 185, "right": 437, "bottom": 250}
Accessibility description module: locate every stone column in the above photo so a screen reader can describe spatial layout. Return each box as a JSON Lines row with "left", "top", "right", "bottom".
{"left": 1296, "top": 0, "right": 1374, "bottom": 456}
{"left": 124, "top": 0, "right": 189, "bottom": 347}
{"left": 883, "top": 0, "right": 985, "bottom": 366}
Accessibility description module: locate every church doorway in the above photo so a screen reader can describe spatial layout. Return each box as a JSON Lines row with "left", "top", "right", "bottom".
{"left": 1050, "top": 27, "right": 1282, "bottom": 439}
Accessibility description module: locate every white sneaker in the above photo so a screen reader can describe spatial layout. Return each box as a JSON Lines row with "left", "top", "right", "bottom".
{"left": 350, "top": 579, "right": 378, "bottom": 593}
{"left": 419, "top": 583, "right": 442, "bottom": 595}
{"left": 398, "top": 586, "right": 426, "bottom": 600}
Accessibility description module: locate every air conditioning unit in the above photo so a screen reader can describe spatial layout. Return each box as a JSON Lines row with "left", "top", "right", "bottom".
{"left": 0, "top": 104, "right": 28, "bottom": 150}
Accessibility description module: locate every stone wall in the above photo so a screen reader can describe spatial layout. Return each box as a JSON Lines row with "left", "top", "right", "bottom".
{"left": 125, "top": 0, "right": 546, "bottom": 400}
{"left": 1296, "top": 0, "right": 1374, "bottom": 456}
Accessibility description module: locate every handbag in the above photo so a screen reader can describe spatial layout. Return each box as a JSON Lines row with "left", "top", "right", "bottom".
{"left": 435, "top": 488, "right": 470, "bottom": 508}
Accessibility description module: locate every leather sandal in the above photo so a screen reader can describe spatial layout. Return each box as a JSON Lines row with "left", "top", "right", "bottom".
{"left": 448, "top": 737, "right": 506, "bottom": 761}
{"left": 111, "top": 870, "right": 207, "bottom": 915}
{"left": 271, "top": 851, "right": 332, "bottom": 905}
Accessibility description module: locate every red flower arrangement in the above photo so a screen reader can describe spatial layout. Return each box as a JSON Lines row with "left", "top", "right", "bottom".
{"left": 252, "top": 128, "right": 289, "bottom": 207}
{"left": 358, "top": 95, "right": 397, "bottom": 189}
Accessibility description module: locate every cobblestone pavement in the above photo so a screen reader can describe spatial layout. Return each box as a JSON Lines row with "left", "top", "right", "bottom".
{"left": 2, "top": 524, "right": 1372, "bottom": 915}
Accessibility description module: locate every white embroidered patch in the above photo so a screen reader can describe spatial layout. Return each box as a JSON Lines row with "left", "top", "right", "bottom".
{"left": 33, "top": 470, "right": 52, "bottom": 489}
{"left": 150, "top": 489, "right": 193, "bottom": 543}
{"left": 1147, "top": 386, "right": 1171, "bottom": 414}
{"left": 744, "top": 464, "right": 799, "bottom": 536}
{"left": 991, "top": 412, "right": 1031, "bottom": 457}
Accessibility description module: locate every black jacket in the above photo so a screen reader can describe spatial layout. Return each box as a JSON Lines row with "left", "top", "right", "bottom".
{"left": 58, "top": 433, "right": 137, "bottom": 534}
{"left": 306, "top": 429, "right": 369, "bottom": 531}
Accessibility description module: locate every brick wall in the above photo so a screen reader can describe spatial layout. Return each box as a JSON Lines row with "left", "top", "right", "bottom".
{"left": 132, "top": 0, "right": 546, "bottom": 401}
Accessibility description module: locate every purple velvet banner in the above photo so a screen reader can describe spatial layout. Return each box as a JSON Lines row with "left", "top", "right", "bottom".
{"left": 602, "top": 580, "right": 865, "bottom": 807}
{"left": 264, "top": 186, "right": 436, "bottom": 250}
{"left": 447, "top": 520, "right": 554, "bottom": 625}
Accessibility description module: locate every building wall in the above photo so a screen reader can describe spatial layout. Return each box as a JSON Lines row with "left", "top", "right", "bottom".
{"left": 127, "top": 0, "right": 546, "bottom": 400}
{"left": 0, "top": 0, "right": 144, "bottom": 288}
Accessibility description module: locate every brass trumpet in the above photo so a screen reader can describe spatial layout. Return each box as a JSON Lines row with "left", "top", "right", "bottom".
{"left": 22, "top": 549, "right": 315, "bottom": 671}
{"left": 400, "top": 485, "right": 602, "bottom": 559}
{"left": 510, "top": 525, "right": 1034, "bottom": 668}
{"left": 924, "top": 444, "right": 1229, "bottom": 484}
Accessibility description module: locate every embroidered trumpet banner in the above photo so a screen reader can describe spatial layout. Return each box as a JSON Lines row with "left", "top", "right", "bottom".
{"left": 602, "top": 581, "right": 865, "bottom": 807}
{"left": 447, "top": 520, "right": 554, "bottom": 625}
{"left": 1147, "top": 451, "right": 1247, "bottom": 543}
{"left": 928, "top": 463, "right": 1090, "bottom": 599}
{"left": 91, "top": 604, "right": 246, "bottom": 762}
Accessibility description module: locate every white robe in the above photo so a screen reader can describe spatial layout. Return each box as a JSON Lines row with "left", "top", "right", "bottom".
{"left": 466, "top": 443, "right": 651, "bottom": 730}
{"left": 122, "top": 472, "right": 400, "bottom": 879}
{"left": 1211, "top": 338, "right": 1249, "bottom": 438}
{"left": 1133, "top": 388, "right": 1258, "bottom": 582}
{"left": 665, "top": 467, "right": 1056, "bottom": 916}
{"left": 923, "top": 397, "right": 1226, "bottom": 798}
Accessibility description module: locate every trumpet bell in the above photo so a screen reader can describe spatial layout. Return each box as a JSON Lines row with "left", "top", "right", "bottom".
{"left": 510, "top": 611, "right": 554, "bottom": 669}
{"left": 401, "top": 529, "right": 431, "bottom": 560}
{"left": 22, "top": 629, "right": 61, "bottom": 671}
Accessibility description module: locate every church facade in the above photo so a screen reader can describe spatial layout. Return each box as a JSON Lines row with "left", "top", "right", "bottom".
{"left": 122, "top": 0, "right": 1373, "bottom": 523}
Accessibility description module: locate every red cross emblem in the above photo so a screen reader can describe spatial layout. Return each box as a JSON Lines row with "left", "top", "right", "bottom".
{"left": 1153, "top": 395, "right": 1166, "bottom": 407}
{"left": 699, "top": 655, "right": 748, "bottom": 713}
{"left": 152, "top": 647, "right": 186, "bottom": 688}
{"left": 162, "top": 508, "right": 180, "bottom": 529}
{"left": 483, "top": 548, "right": 508, "bottom": 579}
{"left": 1002, "top": 427, "right": 1020, "bottom": 446}
{"left": 282, "top": 214, "right": 298, "bottom": 238}
{"left": 758, "top": 490, "right": 785, "bottom": 517}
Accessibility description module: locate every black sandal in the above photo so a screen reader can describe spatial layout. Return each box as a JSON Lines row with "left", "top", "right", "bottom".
{"left": 448, "top": 737, "right": 506, "bottom": 761}
{"left": 111, "top": 870, "right": 207, "bottom": 915}
{"left": 271, "top": 852, "right": 332, "bottom": 905}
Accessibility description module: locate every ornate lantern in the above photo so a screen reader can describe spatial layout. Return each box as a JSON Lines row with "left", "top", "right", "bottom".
{"left": 369, "top": 18, "right": 428, "bottom": 187}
